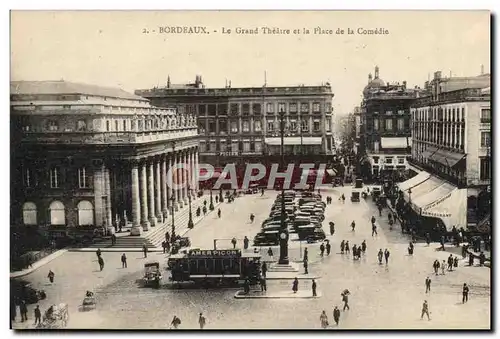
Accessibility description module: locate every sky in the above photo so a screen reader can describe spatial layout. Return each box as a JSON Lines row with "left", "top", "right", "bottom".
{"left": 10, "top": 10, "right": 490, "bottom": 116}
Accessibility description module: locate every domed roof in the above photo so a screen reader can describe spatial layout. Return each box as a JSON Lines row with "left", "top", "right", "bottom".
{"left": 363, "top": 66, "right": 385, "bottom": 96}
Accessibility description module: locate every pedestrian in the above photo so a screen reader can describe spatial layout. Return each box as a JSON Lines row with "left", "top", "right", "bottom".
{"left": 425, "top": 232, "right": 431, "bottom": 246}
{"left": 98, "top": 256, "right": 105, "bottom": 271}
{"left": 162, "top": 241, "right": 167, "bottom": 254}
{"left": 372, "top": 223, "right": 378, "bottom": 236}
{"left": 479, "top": 252, "right": 486, "bottom": 266}
{"left": 462, "top": 283, "right": 469, "bottom": 303}
{"left": 312, "top": 279, "right": 317, "bottom": 297}
{"left": 111, "top": 233, "right": 117, "bottom": 246}
{"left": 441, "top": 260, "right": 446, "bottom": 275}
{"left": 303, "top": 259, "right": 309, "bottom": 274}
{"left": 121, "top": 253, "right": 127, "bottom": 268}
{"left": 408, "top": 242, "right": 414, "bottom": 255}
{"left": 469, "top": 252, "right": 474, "bottom": 266}
{"left": 433, "top": 260, "right": 440, "bottom": 275}
{"left": 261, "top": 262, "right": 267, "bottom": 278}
{"left": 143, "top": 244, "right": 148, "bottom": 258}
{"left": 96, "top": 248, "right": 102, "bottom": 259}
{"left": 34, "top": 305, "right": 41, "bottom": 326}
{"left": 203, "top": 206, "right": 207, "bottom": 215}
{"left": 440, "top": 235, "right": 446, "bottom": 251}
{"left": 260, "top": 276, "right": 267, "bottom": 292}
{"left": 320, "top": 310, "right": 329, "bottom": 328}
{"left": 267, "top": 247, "right": 273, "bottom": 259}
{"left": 243, "top": 236, "right": 249, "bottom": 250}
{"left": 425, "top": 277, "right": 431, "bottom": 293}
{"left": 329, "top": 222, "right": 335, "bottom": 236}
{"left": 19, "top": 300, "right": 28, "bottom": 322}
{"left": 292, "top": 277, "right": 299, "bottom": 293}
{"left": 371, "top": 216, "right": 376, "bottom": 224}
{"left": 250, "top": 213, "right": 255, "bottom": 223}
{"left": 351, "top": 220, "right": 356, "bottom": 231}
{"left": 345, "top": 241, "right": 350, "bottom": 254}
{"left": 361, "top": 240, "right": 367, "bottom": 254}
{"left": 165, "top": 231, "right": 170, "bottom": 244}
{"left": 378, "top": 205, "right": 382, "bottom": 216}
{"left": 454, "top": 256, "right": 459, "bottom": 269}
{"left": 421, "top": 300, "right": 431, "bottom": 320}
{"left": 303, "top": 248, "right": 308, "bottom": 262}
{"left": 170, "top": 315, "right": 181, "bottom": 329}
{"left": 384, "top": 249, "right": 390, "bottom": 265}
{"left": 231, "top": 237, "right": 237, "bottom": 249}
{"left": 320, "top": 243, "right": 325, "bottom": 257}
{"left": 448, "top": 254, "right": 454, "bottom": 271}
{"left": 377, "top": 249, "right": 383, "bottom": 264}
{"left": 352, "top": 245, "right": 358, "bottom": 260}
{"left": 198, "top": 313, "right": 206, "bottom": 329}
{"left": 342, "top": 291, "right": 350, "bottom": 311}
{"left": 340, "top": 240, "right": 345, "bottom": 254}
{"left": 325, "top": 241, "right": 331, "bottom": 256}
{"left": 217, "top": 208, "right": 222, "bottom": 218}
{"left": 333, "top": 306, "right": 341, "bottom": 326}
{"left": 48, "top": 270, "right": 55, "bottom": 283}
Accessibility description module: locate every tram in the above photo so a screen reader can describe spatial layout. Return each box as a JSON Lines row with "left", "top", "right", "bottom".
{"left": 166, "top": 249, "right": 262, "bottom": 286}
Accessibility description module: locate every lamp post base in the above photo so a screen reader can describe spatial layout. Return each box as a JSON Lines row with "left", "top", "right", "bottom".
{"left": 268, "top": 262, "right": 299, "bottom": 273}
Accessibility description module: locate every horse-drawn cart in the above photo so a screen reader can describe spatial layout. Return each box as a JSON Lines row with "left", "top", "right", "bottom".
{"left": 36, "top": 303, "right": 69, "bottom": 329}
{"left": 82, "top": 291, "right": 96, "bottom": 310}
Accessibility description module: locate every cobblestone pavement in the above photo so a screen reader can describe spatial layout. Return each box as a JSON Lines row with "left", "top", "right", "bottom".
{"left": 13, "top": 187, "right": 490, "bottom": 330}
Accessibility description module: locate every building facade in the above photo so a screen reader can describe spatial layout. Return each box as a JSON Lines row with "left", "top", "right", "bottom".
{"left": 136, "top": 76, "right": 335, "bottom": 166}
{"left": 359, "top": 66, "right": 419, "bottom": 179}
{"left": 409, "top": 71, "right": 491, "bottom": 229}
{"left": 11, "top": 81, "right": 199, "bottom": 250}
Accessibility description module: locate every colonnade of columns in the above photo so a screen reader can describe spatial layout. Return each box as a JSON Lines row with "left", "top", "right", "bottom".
{"left": 130, "top": 147, "right": 199, "bottom": 236}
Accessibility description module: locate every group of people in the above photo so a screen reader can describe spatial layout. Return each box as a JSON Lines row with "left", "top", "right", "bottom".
{"left": 319, "top": 290, "right": 351, "bottom": 328}
{"left": 340, "top": 239, "right": 367, "bottom": 260}
{"left": 432, "top": 254, "right": 460, "bottom": 276}
{"left": 170, "top": 312, "right": 207, "bottom": 329}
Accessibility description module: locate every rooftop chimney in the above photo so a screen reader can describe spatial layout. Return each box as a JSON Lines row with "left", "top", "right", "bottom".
{"left": 167, "top": 75, "right": 171, "bottom": 88}
{"left": 368, "top": 73, "right": 373, "bottom": 83}
{"left": 374, "top": 66, "right": 380, "bottom": 79}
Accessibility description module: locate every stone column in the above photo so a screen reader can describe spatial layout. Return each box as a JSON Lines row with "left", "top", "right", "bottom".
{"left": 167, "top": 154, "right": 175, "bottom": 211}
{"left": 155, "top": 158, "right": 163, "bottom": 223}
{"left": 93, "top": 163, "right": 105, "bottom": 228}
{"left": 194, "top": 148, "right": 200, "bottom": 193}
{"left": 105, "top": 166, "right": 112, "bottom": 228}
{"left": 148, "top": 160, "right": 157, "bottom": 226}
{"left": 189, "top": 149, "right": 195, "bottom": 199}
{"left": 176, "top": 152, "right": 183, "bottom": 208}
{"left": 181, "top": 151, "right": 188, "bottom": 205}
{"left": 130, "top": 161, "right": 142, "bottom": 235}
{"left": 140, "top": 161, "right": 150, "bottom": 231}
{"left": 161, "top": 155, "right": 169, "bottom": 219}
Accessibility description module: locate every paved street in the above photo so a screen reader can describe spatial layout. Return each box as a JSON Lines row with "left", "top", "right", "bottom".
{"left": 13, "top": 186, "right": 490, "bottom": 329}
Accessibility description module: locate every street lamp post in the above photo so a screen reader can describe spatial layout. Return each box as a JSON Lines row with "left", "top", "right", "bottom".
{"left": 187, "top": 187, "right": 194, "bottom": 229}
{"left": 170, "top": 194, "right": 176, "bottom": 243}
{"left": 278, "top": 108, "right": 289, "bottom": 265}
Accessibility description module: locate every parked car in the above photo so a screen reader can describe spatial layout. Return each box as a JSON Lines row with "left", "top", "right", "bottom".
{"left": 253, "top": 231, "right": 279, "bottom": 246}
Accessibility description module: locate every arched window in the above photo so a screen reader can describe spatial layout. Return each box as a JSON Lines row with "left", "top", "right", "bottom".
{"left": 49, "top": 201, "right": 66, "bottom": 225}
{"left": 77, "top": 200, "right": 94, "bottom": 226}
{"left": 22, "top": 202, "right": 37, "bottom": 225}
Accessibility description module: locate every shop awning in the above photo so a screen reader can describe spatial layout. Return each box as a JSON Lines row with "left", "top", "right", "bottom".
{"left": 397, "top": 171, "right": 431, "bottom": 192}
{"left": 264, "top": 137, "right": 322, "bottom": 146}
{"left": 413, "top": 181, "right": 457, "bottom": 212}
{"left": 429, "top": 149, "right": 466, "bottom": 168}
{"left": 402, "top": 175, "right": 443, "bottom": 203}
{"left": 420, "top": 188, "right": 468, "bottom": 231}
{"left": 420, "top": 146, "right": 439, "bottom": 159}
{"left": 380, "top": 137, "right": 412, "bottom": 149}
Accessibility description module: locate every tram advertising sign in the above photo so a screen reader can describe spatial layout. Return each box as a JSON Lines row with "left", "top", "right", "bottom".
{"left": 188, "top": 249, "right": 242, "bottom": 257}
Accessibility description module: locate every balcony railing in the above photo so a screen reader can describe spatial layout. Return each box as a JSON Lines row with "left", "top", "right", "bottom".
{"left": 407, "top": 157, "right": 467, "bottom": 188}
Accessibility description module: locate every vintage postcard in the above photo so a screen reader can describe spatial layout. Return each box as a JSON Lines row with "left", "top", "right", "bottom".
{"left": 9, "top": 10, "right": 491, "bottom": 330}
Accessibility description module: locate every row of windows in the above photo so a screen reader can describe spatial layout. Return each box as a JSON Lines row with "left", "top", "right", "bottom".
{"left": 373, "top": 110, "right": 406, "bottom": 115}
{"left": 373, "top": 118, "right": 406, "bottom": 131}
{"left": 372, "top": 156, "right": 405, "bottom": 164}
{"left": 21, "top": 200, "right": 94, "bottom": 226}
{"left": 413, "top": 121, "right": 466, "bottom": 150}
{"left": 23, "top": 167, "right": 90, "bottom": 189}
{"left": 199, "top": 141, "right": 263, "bottom": 153}
{"left": 200, "top": 118, "right": 330, "bottom": 134}
{"left": 186, "top": 101, "right": 330, "bottom": 116}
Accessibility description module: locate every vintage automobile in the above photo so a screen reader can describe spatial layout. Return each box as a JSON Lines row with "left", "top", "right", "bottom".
{"left": 82, "top": 291, "right": 96, "bottom": 311}
{"left": 355, "top": 178, "right": 364, "bottom": 189}
{"left": 296, "top": 225, "right": 327, "bottom": 241}
{"left": 253, "top": 230, "right": 280, "bottom": 246}
{"left": 143, "top": 261, "right": 162, "bottom": 288}
{"left": 351, "top": 190, "right": 361, "bottom": 202}
{"left": 371, "top": 186, "right": 382, "bottom": 201}
{"left": 37, "top": 303, "right": 69, "bottom": 329}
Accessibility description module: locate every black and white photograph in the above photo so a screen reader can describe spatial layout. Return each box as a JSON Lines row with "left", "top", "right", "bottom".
{"left": 9, "top": 10, "right": 491, "bottom": 330}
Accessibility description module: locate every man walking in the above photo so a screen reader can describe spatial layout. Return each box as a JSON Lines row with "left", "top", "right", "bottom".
{"left": 425, "top": 277, "right": 431, "bottom": 293}
{"left": 34, "top": 305, "right": 41, "bottom": 326}
{"left": 98, "top": 256, "right": 105, "bottom": 271}
{"left": 342, "top": 291, "right": 350, "bottom": 311}
{"left": 303, "top": 258, "right": 309, "bottom": 274}
{"left": 198, "top": 313, "right": 206, "bottom": 329}
{"left": 47, "top": 270, "right": 55, "bottom": 284}
{"left": 421, "top": 300, "right": 430, "bottom": 320}
{"left": 19, "top": 300, "right": 28, "bottom": 322}
{"left": 326, "top": 241, "right": 331, "bottom": 256}
{"left": 143, "top": 244, "right": 148, "bottom": 258}
{"left": 462, "top": 283, "right": 469, "bottom": 303}
{"left": 384, "top": 249, "right": 390, "bottom": 265}
{"left": 372, "top": 223, "right": 378, "bottom": 236}
{"left": 320, "top": 243, "right": 325, "bottom": 257}
{"left": 260, "top": 276, "right": 267, "bottom": 292}
{"left": 312, "top": 279, "right": 317, "bottom": 297}
{"left": 121, "top": 253, "right": 127, "bottom": 268}
{"left": 333, "top": 306, "right": 341, "bottom": 326}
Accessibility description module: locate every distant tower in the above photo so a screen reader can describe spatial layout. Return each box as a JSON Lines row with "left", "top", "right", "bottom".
{"left": 368, "top": 73, "right": 373, "bottom": 83}
{"left": 167, "top": 75, "right": 171, "bottom": 88}
{"left": 374, "top": 66, "right": 380, "bottom": 79}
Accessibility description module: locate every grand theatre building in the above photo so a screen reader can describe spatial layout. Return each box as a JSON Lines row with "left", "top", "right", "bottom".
{"left": 11, "top": 81, "right": 199, "bottom": 251}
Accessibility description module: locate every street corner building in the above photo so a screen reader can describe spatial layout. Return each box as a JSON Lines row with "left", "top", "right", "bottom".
{"left": 397, "top": 70, "right": 491, "bottom": 235}
{"left": 135, "top": 75, "right": 336, "bottom": 168}
{"left": 10, "top": 80, "right": 200, "bottom": 256}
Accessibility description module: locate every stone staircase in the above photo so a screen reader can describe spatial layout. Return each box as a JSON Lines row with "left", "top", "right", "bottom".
{"left": 86, "top": 196, "right": 219, "bottom": 249}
